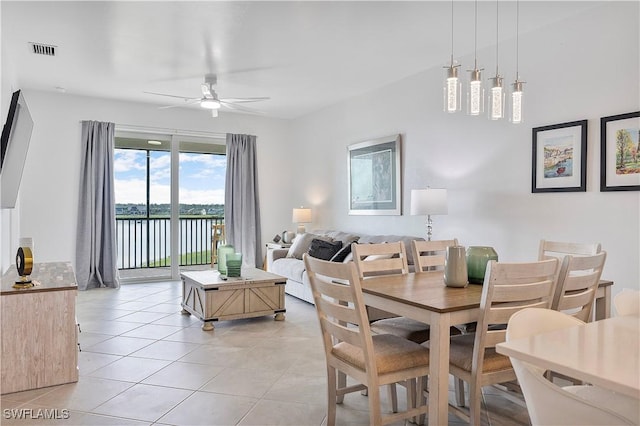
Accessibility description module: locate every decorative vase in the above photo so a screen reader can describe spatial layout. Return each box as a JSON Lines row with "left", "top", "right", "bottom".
{"left": 225, "top": 253, "right": 243, "bottom": 277}
{"left": 466, "top": 246, "right": 498, "bottom": 285}
{"left": 444, "top": 246, "right": 468, "bottom": 288}
{"left": 217, "top": 244, "right": 235, "bottom": 275}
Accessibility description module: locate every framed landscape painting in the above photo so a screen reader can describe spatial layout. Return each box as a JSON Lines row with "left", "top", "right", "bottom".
{"left": 532, "top": 120, "right": 587, "bottom": 193}
{"left": 348, "top": 134, "right": 401, "bottom": 215}
{"left": 600, "top": 111, "right": 640, "bottom": 191}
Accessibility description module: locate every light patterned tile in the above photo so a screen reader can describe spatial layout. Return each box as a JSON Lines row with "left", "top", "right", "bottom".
{"left": 158, "top": 391, "right": 257, "bottom": 426}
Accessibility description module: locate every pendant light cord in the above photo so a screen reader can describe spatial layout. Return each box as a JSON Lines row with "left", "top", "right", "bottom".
{"left": 450, "top": 0, "right": 455, "bottom": 65}
{"left": 495, "top": 0, "right": 499, "bottom": 76}
{"left": 516, "top": 0, "right": 520, "bottom": 80}
{"left": 474, "top": 0, "right": 478, "bottom": 68}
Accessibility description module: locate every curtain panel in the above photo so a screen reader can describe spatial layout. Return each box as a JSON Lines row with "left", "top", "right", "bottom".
{"left": 224, "top": 133, "right": 262, "bottom": 268}
{"left": 76, "top": 121, "right": 119, "bottom": 290}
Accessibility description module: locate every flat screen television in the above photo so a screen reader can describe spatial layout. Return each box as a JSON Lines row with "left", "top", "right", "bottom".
{"left": 0, "top": 90, "right": 34, "bottom": 208}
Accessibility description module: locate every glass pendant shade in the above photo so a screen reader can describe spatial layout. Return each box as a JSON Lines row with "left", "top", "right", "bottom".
{"left": 488, "top": 76, "right": 505, "bottom": 120}
{"left": 466, "top": 69, "right": 485, "bottom": 115}
{"left": 443, "top": 64, "right": 462, "bottom": 113}
{"left": 510, "top": 80, "right": 524, "bottom": 124}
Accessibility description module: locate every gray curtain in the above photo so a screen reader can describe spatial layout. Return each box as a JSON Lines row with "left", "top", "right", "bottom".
{"left": 224, "top": 133, "right": 262, "bottom": 268}
{"left": 76, "top": 121, "right": 119, "bottom": 290}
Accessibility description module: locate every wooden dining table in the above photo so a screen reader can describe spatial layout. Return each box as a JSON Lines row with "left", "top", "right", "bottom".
{"left": 360, "top": 272, "right": 614, "bottom": 426}
{"left": 496, "top": 315, "right": 640, "bottom": 399}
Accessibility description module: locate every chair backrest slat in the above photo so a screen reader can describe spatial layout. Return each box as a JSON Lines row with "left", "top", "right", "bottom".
{"left": 322, "top": 318, "right": 362, "bottom": 347}
{"left": 317, "top": 297, "right": 361, "bottom": 326}
{"left": 412, "top": 239, "right": 458, "bottom": 273}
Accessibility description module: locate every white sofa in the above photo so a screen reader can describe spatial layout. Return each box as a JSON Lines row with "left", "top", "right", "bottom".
{"left": 267, "top": 230, "right": 423, "bottom": 304}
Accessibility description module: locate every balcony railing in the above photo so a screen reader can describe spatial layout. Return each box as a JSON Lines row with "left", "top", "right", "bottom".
{"left": 116, "top": 216, "right": 224, "bottom": 270}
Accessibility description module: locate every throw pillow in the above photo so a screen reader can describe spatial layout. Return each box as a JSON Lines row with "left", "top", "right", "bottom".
{"left": 331, "top": 240, "right": 357, "bottom": 262}
{"left": 287, "top": 233, "right": 333, "bottom": 259}
{"left": 308, "top": 239, "right": 343, "bottom": 261}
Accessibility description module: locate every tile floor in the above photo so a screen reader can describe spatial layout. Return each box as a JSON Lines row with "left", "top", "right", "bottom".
{"left": 0, "top": 281, "right": 530, "bottom": 425}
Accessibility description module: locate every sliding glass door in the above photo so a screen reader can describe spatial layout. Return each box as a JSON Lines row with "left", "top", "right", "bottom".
{"left": 114, "top": 132, "right": 225, "bottom": 281}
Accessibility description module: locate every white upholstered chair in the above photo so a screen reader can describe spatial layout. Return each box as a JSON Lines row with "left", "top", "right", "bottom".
{"left": 506, "top": 308, "right": 639, "bottom": 425}
{"left": 442, "top": 258, "right": 559, "bottom": 425}
{"left": 303, "top": 254, "right": 430, "bottom": 426}
{"left": 614, "top": 289, "right": 640, "bottom": 317}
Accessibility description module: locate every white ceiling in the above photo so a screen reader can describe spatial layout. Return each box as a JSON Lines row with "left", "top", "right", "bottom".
{"left": 2, "top": 1, "right": 602, "bottom": 120}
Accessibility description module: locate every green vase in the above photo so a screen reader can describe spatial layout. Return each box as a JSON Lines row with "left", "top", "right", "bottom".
{"left": 217, "top": 244, "right": 235, "bottom": 275}
{"left": 466, "top": 246, "right": 498, "bottom": 284}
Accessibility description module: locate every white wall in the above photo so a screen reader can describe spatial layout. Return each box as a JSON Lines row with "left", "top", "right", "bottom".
{"left": 11, "top": 91, "right": 289, "bottom": 270}
{"left": 286, "top": 2, "right": 640, "bottom": 295}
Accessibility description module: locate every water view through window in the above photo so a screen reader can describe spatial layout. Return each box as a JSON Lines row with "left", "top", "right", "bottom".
{"left": 114, "top": 142, "right": 225, "bottom": 272}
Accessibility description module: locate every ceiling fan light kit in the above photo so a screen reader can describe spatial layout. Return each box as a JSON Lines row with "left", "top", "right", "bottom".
{"left": 200, "top": 98, "right": 221, "bottom": 109}
{"left": 443, "top": 0, "right": 525, "bottom": 123}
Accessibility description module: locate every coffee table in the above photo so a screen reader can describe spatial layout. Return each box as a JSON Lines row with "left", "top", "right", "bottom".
{"left": 180, "top": 268, "right": 286, "bottom": 330}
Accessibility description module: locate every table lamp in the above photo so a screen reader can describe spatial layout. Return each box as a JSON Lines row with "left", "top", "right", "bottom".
{"left": 410, "top": 188, "right": 448, "bottom": 241}
{"left": 292, "top": 207, "right": 312, "bottom": 234}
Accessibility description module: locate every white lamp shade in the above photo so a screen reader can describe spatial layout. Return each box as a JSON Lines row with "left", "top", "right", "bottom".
{"left": 410, "top": 189, "right": 448, "bottom": 216}
{"left": 292, "top": 208, "right": 312, "bottom": 223}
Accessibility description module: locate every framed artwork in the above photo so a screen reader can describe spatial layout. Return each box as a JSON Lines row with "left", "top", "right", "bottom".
{"left": 600, "top": 111, "right": 640, "bottom": 191}
{"left": 532, "top": 120, "right": 587, "bottom": 193}
{"left": 348, "top": 134, "right": 401, "bottom": 215}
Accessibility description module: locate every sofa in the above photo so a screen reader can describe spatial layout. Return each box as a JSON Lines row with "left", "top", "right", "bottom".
{"left": 267, "top": 229, "right": 424, "bottom": 305}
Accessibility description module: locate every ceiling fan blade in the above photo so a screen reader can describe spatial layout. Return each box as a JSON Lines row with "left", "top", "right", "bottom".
{"left": 157, "top": 99, "right": 202, "bottom": 109}
{"left": 219, "top": 97, "right": 270, "bottom": 103}
{"left": 220, "top": 100, "right": 265, "bottom": 115}
{"left": 144, "top": 91, "right": 199, "bottom": 101}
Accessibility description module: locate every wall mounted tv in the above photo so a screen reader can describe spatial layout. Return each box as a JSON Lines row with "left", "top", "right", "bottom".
{"left": 1, "top": 90, "right": 34, "bottom": 209}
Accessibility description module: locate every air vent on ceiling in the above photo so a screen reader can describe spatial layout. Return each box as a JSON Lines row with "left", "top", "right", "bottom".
{"left": 29, "top": 42, "right": 56, "bottom": 56}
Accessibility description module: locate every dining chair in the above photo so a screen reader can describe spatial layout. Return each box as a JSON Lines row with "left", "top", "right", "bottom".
{"left": 352, "top": 241, "right": 429, "bottom": 412}
{"left": 440, "top": 258, "right": 559, "bottom": 426}
{"left": 412, "top": 238, "right": 459, "bottom": 272}
{"left": 303, "top": 254, "right": 430, "bottom": 426}
{"left": 506, "top": 308, "right": 639, "bottom": 425}
{"left": 614, "top": 289, "right": 640, "bottom": 316}
{"left": 538, "top": 239, "right": 601, "bottom": 261}
{"left": 552, "top": 251, "right": 607, "bottom": 322}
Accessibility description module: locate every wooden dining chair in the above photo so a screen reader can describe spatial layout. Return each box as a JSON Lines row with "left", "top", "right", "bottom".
{"left": 303, "top": 254, "right": 430, "bottom": 426}
{"left": 352, "top": 241, "right": 434, "bottom": 342}
{"left": 412, "top": 238, "right": 459, "bottom": 272}
{"left": 506, "top": 308, "right": 639, "bottom": 425}
{"left": 538, "top": 239, "right": 601, "bottom": 261}
{"left": 352, "top": 241, "right": 429, "bottom": 412}
{"left": 440, "top": 258, "right": 559, "bottom": 426}
{"left": 552, "top": 252, "right": 607, "bottom": 322}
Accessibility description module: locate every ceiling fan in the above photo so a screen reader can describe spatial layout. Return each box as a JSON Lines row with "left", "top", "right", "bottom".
{"left": 144, "top": 74, "right": 269, "bottom": 117}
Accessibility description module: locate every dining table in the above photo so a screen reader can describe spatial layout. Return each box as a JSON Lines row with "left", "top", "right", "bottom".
{"left": 360, "top": 272, "right": 615, "bottom": 426}
{"left": 496, "top": 315, "right": 640, "bottom": 399}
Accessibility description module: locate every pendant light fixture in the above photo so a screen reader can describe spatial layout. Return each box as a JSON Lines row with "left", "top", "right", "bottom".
{"left": 467, "top": 0, "right": 484, "bottom": 116}
{"left": 510, "top": 0, "right": 525, "bottom": 124}
{"left": 443, "top": 0, "right": 461, "bottom": 113}
{"left": 488, "top": 0, "right": 504, "bottom": 120}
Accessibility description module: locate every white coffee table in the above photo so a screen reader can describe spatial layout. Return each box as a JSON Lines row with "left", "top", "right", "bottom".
{"left": 181, "top": 268, "right": 286, "bottom": 330}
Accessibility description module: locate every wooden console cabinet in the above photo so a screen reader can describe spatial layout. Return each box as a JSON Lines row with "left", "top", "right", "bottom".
{"left": 1, "top": 262, "right": 78, "bottom": 394}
